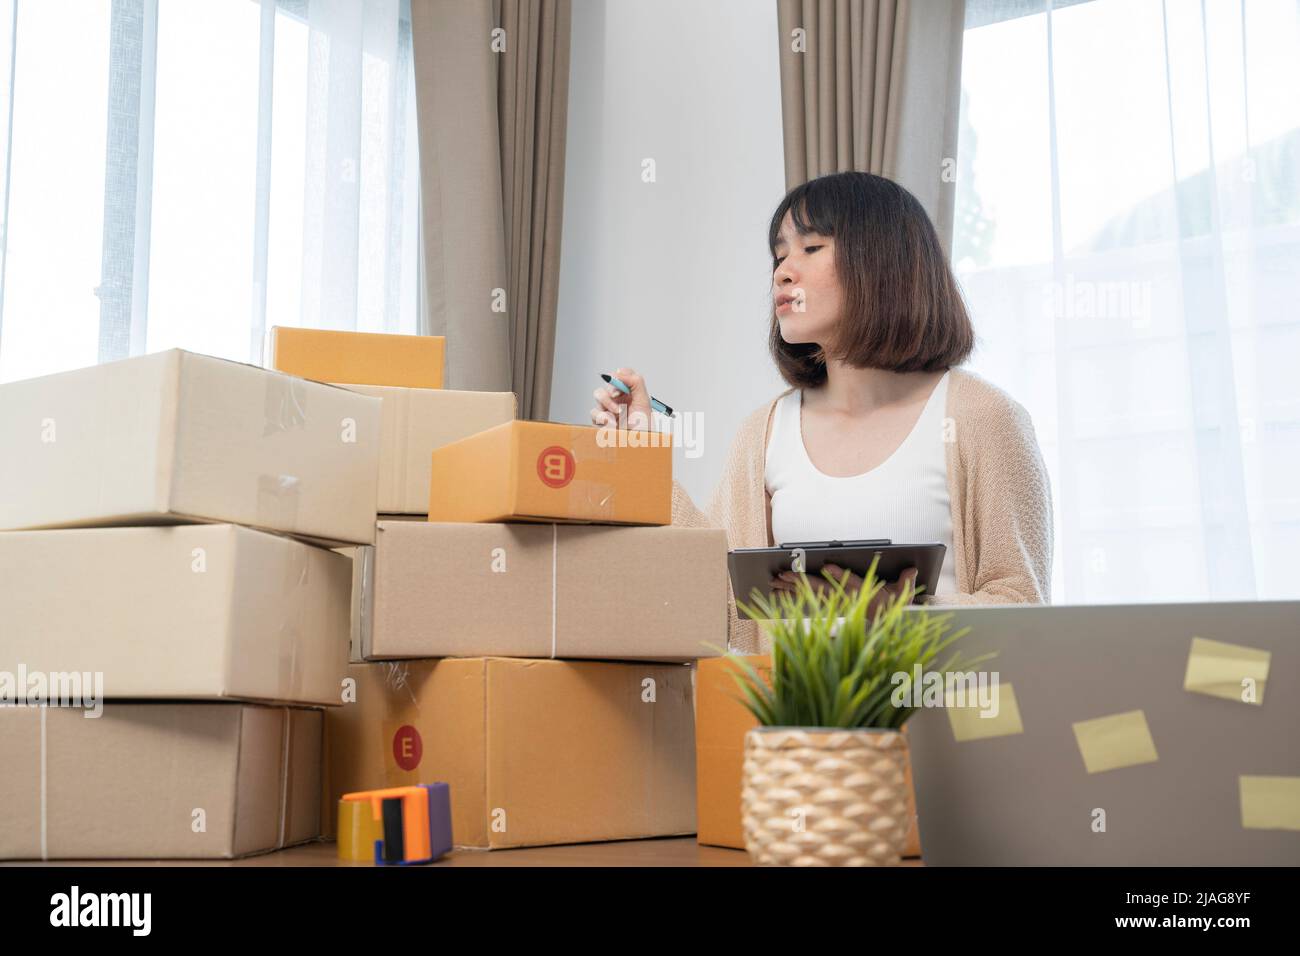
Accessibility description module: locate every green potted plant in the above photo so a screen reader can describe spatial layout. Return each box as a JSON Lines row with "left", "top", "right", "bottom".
{"left": 729, "top": 560, "right": 986, "bottom": 867}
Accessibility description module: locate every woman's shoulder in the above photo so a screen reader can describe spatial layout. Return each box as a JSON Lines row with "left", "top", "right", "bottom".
{"left": 946, "top": 366, "right": 1036, "bottom": 436}
{"left": 736, "top": 386, "right": 796, "bottom": 435}
{"left": 723, "top": 386, "right": 796, "bottom": 462}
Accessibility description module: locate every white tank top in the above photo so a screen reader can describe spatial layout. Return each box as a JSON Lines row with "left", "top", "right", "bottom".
{"left": 764, "top": 372, "right": 957, "bottom": 598}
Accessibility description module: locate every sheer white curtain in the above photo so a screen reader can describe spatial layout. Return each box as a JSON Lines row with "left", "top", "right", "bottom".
{"left": 954, "top": 0, "right": 1300, "bottom": 604}
{"left": 0, "top": 0, "right": 420, "bottom": 385}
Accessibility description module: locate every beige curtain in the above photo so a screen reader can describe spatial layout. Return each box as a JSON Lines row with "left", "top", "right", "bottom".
{"left": 411, "top": 0, "right": 571, "bottom": 419}
{"left": 498, "top": 0, "right": 571, "bottom": 420}
{"left": 776, "top": 0, "right": 966, "bottom": 248}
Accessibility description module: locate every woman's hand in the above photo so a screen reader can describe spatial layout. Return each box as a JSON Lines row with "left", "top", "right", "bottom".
{"left": 590, "top": 366, "right": 654, "bottom": 431}
{"left": 770, "top": 564, "right": 920, "bottom": 618}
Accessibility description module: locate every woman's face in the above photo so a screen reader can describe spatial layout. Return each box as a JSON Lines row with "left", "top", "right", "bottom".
{"left": 772, "top": 210, "right": 841, "bottom": 346}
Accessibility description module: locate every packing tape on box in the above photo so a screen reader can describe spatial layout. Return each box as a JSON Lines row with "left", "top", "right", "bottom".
{"left": 569, "top": 481, "right": 617, "bottom": 521}
{"left": 257, "top": 474, "right": 302, "bottom": 533}
{"left": 39, "top": 703, "right": 48, "bottom": 861}
{"left": 283, "top": 538, "right": 312, "bottom": 590}
{"left": 263, "top": 372, "right": 309, "bottom": 436}
{"left": 576, "top": 426, "right": 669, "bottom": 520}
{"left": 274, "top": 543, "right": 311, "bottom": 700}
{"left": 570, "top": 435, "right": 618, "bottom": 521}
{"left": 356, "top": 545, "right": 376, "bottom": 660}
{"left": 382, "top": 661, "right": 417, "bottom": 705}
{"left": 277, "top": 624, "right": 303, "bottom": 704}
{"left": 391, "top": 389, "right": 411, "bottom": 501}
{"left": 379, "top": 663, "right": 420, "bottom": 791}
{"left": 277, "top": 706, "right": 293, "bottom": 849}
{"left": 550, "top": 523, "right": 558, "bottom": 658}
{"left": 257, "top": 374, "right": 307, "bottom": 533}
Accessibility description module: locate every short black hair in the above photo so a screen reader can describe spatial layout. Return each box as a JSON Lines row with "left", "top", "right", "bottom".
{"left": 768, "top": 171, "right": 974, "bottom": 387}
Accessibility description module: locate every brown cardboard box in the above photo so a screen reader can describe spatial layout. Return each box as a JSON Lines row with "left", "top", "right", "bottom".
{"left": 323, "top": 658, "right": 696, "bottom": 848}
{"left": 337, "top": 384, "right": 516, "bottom": 514}
{"left": 269, "top": 326, "right": 445, "bottom": 389}
{"left": 351, "top": 520, "right": 728, "bottom": 661}
{"left": 695, "top": 655, "right": 922, "bottom": 857}
{"left": 0, "top": 704, "right": 321, "bottom": 859}
{"left": 427, "top": 421, "right": 671, "bottom": 525}
{"left": 0, "top": 349, "right": 381, "bottom": 546}
{"left": 0, "top": 524, "right": 351, "bottom": 706}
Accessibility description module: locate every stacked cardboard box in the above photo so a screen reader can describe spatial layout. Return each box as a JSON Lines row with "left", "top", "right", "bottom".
{"left": 299, "top": 330, "right": 731, "bottom": 849}
{"left": 0, "top": 349, "right": 381, "bottom": 859}
{"left": 269, "top": 324, "right": 515, "bottom": 515}
{"left": 0, "top": 331, "right": 734, "bottom": 859}
{"left": 323, "top": 658, "right": 698, "bottom": 849}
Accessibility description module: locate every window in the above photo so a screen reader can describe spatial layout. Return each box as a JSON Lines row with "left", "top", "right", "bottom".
{"left": 0, "top": 0, "right": 420, "bottom": 384}
{"left": 955, "top": 0, "right": 1300, "bottom": 602}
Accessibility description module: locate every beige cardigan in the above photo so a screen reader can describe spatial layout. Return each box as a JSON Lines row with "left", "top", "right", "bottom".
{"left": 672, "top": 368, "right": 1054, "bottom": 653}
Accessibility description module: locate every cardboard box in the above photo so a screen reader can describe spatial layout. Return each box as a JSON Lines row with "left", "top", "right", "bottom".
{"left": 338, "top": 384, "right": 516, "bottom": 514}
{"left": 428, "top": 421, "right": 671, "bottom": 525}
{"left": 0, "top": 704, "right": 321, "bottom": 859}
{"left": 270, "top": 326, "right": 445, "bottom": 389}
{"left": 0, "top": 349, "right": 381, "bottom": 546}
{"left": 695, "top": 655, "right": 922, "bottom": 857}
{"left": 0, "top": 524, "right": 351, "bottom": 706}
{"left": 323, "top": 658, "right": 696, "bottom": 848}
{"left": 352, "top": 520, "right": 728, "bottom": 661}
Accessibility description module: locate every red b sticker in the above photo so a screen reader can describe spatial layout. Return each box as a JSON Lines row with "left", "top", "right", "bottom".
{"left": 536, "top": 446, "right": 576, "bottom": 489}
{"left": 392, "top": 724, "right": 423, "bottom": 771}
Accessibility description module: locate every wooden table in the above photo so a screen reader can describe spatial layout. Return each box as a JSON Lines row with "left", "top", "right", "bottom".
{"left": 3, "top": 837, "right": 746, "bottom": 867}
{"left": 6, "top": 838, "right": 924, "bottom": 866}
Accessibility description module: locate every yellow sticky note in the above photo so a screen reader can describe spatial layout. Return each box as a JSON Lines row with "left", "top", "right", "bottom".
{"left": 945, "top": 681, "right": 1024, "bottom": 742}
{"left": 1240, "top": 776, "right": 1300, "bottom": 831}
{"left": 1184, "top": 637, "right": 1270, "bottom": 705}
{"left": 1072, "top": 710, "right": 1159, "bottom": 774}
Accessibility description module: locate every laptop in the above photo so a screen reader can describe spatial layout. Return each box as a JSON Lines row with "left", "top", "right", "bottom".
{"left": 904, "top": 601, "right": 1300, "bottom": 866}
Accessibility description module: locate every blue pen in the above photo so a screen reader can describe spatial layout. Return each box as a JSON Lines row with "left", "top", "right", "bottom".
{"left": 600, "top": 373, "right": 675, "bottom": 418}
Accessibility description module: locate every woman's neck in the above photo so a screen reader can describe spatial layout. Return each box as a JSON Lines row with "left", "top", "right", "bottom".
{"left": 807, "top": 360, "right": 946, "bottom": 415}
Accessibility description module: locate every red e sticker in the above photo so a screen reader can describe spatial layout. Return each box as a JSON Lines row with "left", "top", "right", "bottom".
{"left": 392, "top": 724, "right": 423, "bottom": 771}
{"left": 536, "top": 446, "right": 576, "bottom": 489}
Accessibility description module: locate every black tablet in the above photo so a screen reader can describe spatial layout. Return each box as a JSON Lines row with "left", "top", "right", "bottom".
{"left": 727, "top": 539, "right": 946, "bottom": 608}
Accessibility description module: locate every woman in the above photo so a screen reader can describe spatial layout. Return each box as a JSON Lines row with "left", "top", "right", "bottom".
{"left": 591, "top": 171, "right": 1053, "bottom": 654}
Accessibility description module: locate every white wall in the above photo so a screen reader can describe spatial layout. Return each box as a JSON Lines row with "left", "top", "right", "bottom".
{"left": 552, "top": 0, "right": 788, "bottom": 507}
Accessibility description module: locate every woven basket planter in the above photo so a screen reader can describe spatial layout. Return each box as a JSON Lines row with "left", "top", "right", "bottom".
{"left": 741, "top": 726, "right": 910, "bottom": 866}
